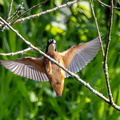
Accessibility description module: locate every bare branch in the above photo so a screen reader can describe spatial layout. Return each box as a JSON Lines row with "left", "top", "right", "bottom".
{"left": 10, "top": 0, "right": 80, "bottom": 25}
{"left": 7, "top": 0, "right": 13, "bottom": 20}
{"left": 0, "top": 17, "right": 120, "bottom": 111}
{"left": 10, "top": 0, "right": 48, "bottom": 24}
{"left": 90, "top": 0, "right": 113, "bottom": 104}
{"left": 0, "top": 47, "right": 32, "bottom": 56}
{"left": 103, "top": 0, "right": 114, "bottom": 103}
{"left": 96, "top": 0, "right": 120, "bottom": 9}
{"left": 7, "top": 2, "right": 24, "bottom": 22}
{"left": 89, "top": 0, "right": 105, "bottom": 57}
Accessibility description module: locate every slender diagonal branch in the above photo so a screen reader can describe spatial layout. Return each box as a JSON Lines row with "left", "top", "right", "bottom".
{"left": 0, "top": 17, "right": 120, "bottom": 111}
{"left": 89, "top": 0, "right": 105, "bottom": 57}
{"left": 0, "top": 47, "right": 32, "bottom": 56}
{"left": 10, "top": 0, "right": 80, "bottom": 25}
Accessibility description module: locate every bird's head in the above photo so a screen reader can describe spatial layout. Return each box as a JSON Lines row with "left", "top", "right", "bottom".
{"left": 46, "top": 39, "right": 57, "bottom": 52}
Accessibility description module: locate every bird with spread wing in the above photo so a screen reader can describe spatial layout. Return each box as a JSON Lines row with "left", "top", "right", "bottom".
{"left": 0, "top": 37, "right": 101, "bottom": 97}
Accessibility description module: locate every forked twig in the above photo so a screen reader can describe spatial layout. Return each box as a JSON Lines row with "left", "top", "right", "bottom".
{"left": 10, "top": 0, "right": 80, "bottom": 25}
{"left": 90, "top": 0, "right": 113, "bottom": 103}
{"left": 7, "top": 2, "right": 24, "bottom": 21}
{"left": 96, "top": 0, "right": 120, "bottom": 9}
{"left": 103, "top": 0, "right": 114, "bottom": 103}
{"left": 10, "top": 0, "right": 48, "bottom": 24}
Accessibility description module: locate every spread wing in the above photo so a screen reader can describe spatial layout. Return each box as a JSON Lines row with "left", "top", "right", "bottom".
{"left": 61, "top": 37, "right": 101, "bottom": 77}
{"left": 0, "top": 57, "right": 49, "bottom": 81}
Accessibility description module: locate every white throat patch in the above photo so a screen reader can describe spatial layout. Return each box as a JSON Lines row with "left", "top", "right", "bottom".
{"left": 48, "top": 44, "right": 56, "bottom": 52}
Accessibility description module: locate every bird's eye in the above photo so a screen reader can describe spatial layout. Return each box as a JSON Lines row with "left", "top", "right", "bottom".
{"left": 47, "top": 39, "right": 56, "bottom": 45}
{"left": 48, "top": 39, "right": 53, "bottom": 43}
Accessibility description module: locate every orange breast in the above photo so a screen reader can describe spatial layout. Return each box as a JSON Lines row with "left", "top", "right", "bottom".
{"left": 44, "top": 51, "right": 65, "bottom": 97}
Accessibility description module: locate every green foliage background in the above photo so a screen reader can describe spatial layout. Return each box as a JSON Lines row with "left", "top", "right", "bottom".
{"left": 0, "top": 0, "right": 120, "bottom": 120}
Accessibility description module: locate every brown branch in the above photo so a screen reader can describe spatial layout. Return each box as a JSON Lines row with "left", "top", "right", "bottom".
{"left": 0, "top": 17, "right": 120, "bottom": 111}
{"left": 96, "top": 0, "right": 120, "bottom": 9}
{"left": 0, "top": 47, "right": 32, "bottom": 56}
{"left": 10, "top": 0, "right": 80, "bottom": 25}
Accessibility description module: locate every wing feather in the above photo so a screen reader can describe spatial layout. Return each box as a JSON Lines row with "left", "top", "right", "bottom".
{"left": 16, "top": 63, "right": 23, "bottom": 75}
{"left": 36, "top": 71, "right": 40, "bottom": 81}
{"left": 61, "top": 37, "right": 101, "bottom": 77}
{"left": 0, "top": 57, "right": 49, "bottom": 81}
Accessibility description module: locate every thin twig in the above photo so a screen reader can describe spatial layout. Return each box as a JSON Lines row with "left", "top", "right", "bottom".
{"left": 10, "top": 0, "right": 80, "bottom": 25}
{"left": 0, "top": 47, "right": 32, "bottom": 56}
{"left": 10, "top": 0, "right": 48, "bottom": 24}
{"left": 103, "top": 0, "right": 114, "bottom": 103}
{"left": 7, "top": 10, "right": 21, "bottom": 22}
{"left": 90, "top": 0, "right": 113, "bottom": 103}
{"left": 0, "top": 17, "right": 120, "bottom": 111}
{"left": 7, "top": 0, "right": 13, "bottom": 21}
{"left": 96, "top": 0, "right": 120, "bottom": 9}
{"left": 89, "top": 0, "right": 105, "bottom": 57}
{"left": 7, "top": 2, "right": 24, "bottom": 22}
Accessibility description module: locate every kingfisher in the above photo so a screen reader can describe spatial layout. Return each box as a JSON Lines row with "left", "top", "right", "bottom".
{"left": 0, "top": 37, "right": 101, "bottom": 97}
